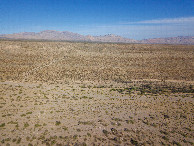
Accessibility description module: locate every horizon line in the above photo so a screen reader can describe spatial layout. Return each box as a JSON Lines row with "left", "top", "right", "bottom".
{"left": 0, "top": 29, "right": 193, "bottom": 41}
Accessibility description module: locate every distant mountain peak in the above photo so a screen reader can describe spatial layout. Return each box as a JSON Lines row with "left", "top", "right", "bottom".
{"left": 40, "top": 30, "right": 59, "bottom": 33}
{"left": 0, "top": 30, "right": 135, "bottom": 43}
{"left": 140, "top": 36, "right": 194, "bottom": 44}
{"left": 0, "top": 30, "right": 193, "bottom": 44}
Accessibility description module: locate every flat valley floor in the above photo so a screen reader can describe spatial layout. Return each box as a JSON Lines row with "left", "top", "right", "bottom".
{"left": 0, "top": 40, "right": 193, "bottom": 146}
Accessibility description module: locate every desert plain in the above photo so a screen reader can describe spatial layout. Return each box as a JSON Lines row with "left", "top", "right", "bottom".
{"left": 0, "top": 40, "right": 193, "bottom": 146}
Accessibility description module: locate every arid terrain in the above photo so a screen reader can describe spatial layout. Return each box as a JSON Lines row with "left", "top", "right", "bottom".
{"left": 0, "top": 40, "right": 193, "bottom": 146}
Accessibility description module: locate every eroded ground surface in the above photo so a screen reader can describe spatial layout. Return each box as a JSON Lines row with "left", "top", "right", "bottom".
{"left": 0, "top": 40, "right": 194, "bottom": 145}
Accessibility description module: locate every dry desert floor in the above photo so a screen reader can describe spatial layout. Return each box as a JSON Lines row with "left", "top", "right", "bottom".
{"left": 0, "top": 40, "right": 193, "bottom": 146}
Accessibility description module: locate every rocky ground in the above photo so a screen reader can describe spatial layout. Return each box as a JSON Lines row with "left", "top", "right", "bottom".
{"left": 0, "top": 40, "right": 193, "bottom": 145}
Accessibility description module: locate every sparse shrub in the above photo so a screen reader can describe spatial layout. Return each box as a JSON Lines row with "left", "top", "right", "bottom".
{"left": 160, "top": 130, "right": 168, "bottom": 135}
{"left": 131, "top": 138, "right": 138, "bottom": 145}
{"left": 102, "top": 129, "right": 109, "bottom": 136}
{"left": 126, "top": 120, "right": 134, "bottom": 124}
{"left": 35, "top": 124, "right": 41, "bottom": 128}
{"left": 16, "top": 137, "right": 21, "bottom": 144}
{"left": 55, "top": 121, "right": 61, "bottom": 126}
{"left": 21, "top": 114, "right": 26, "bottom": 117}
{"left": 78, "top": 121, "right": 93, "bottom": 125}
{"left": 0, "top": 123, "right": 5, "bottom": 127}
{"left": 77, "top": 128, "right": 81, "bottom": 132}
{"left": 111, "top": 128, "right": 118, "bottom": 135}
{"left": 173, "top": 141, "right": 181, "bottom": 146}
{"left": 162, "top": 136, "right": 169, "bottom": 141}
{"left": 73, "top": 135, "right": 78, "bottom": 140}
{"left": 87, "top": 133, "right": 91, "bottom": 137}
{"left": 26, "top": 136, "right": 30, "bottom": 141}
{"left": 62, "top": 126, "right": 68, "bottom": 131}
{"left": 150, "top": 123, "right": 157, "bottom": 127}
{"left": 24, "top": 122, "right": 29, "bottom": 128}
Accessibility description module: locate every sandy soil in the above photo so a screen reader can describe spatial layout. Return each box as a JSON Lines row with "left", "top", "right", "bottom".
{"left": 0, "top": 40, "right": 193, "bottom": 146}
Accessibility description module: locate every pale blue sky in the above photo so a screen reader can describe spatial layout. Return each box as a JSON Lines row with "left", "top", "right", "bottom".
{"left": 0, "top": 0, "right": 194, "bottom": 39}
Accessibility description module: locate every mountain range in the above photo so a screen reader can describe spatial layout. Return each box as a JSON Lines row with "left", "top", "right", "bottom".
{"left": 0, "top": 30, "right": 194, "bottom": 45}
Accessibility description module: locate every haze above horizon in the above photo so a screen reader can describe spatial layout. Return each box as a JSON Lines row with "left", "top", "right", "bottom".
{"left": 0, "top": 0, "right": 194, "bottom": 40}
